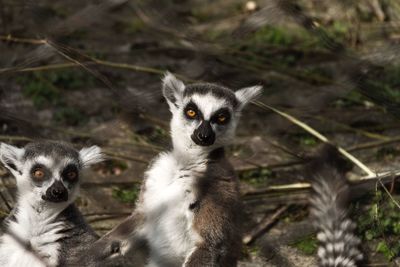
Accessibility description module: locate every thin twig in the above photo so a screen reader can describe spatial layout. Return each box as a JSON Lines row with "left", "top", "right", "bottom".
{"left": 237, "top": 160, "right": 304, "bottom": 172}
{"left": 0, "top": 35, "right": 47, "bottom": 44}
{"left": 378, "top": 175, "right": 400, "bottom": 210}
{"left": 0, "top": 135, "right": 32, "bottom": 142}
{"left": 263, "top": 138, "right": 305, "bottom": 159}
{"left": 0, "top": 56, "right": 189, "bottom": 80}
{"left": 0, "top": 34, "right": 194, "bottom": 82}
{"left": 348, "top": 136, "right": 400, "bottom": 152}
{"left": 253, "top": 101, "right": 375, "bottom": 177}
{"left": 45, "top": 40, "right": 117, "bottom": 91}
{"left": 242, "top": 205, "right": 289, "bottom": 245}
{"left": 243, "top": 170, "right": 400, "bottom": 196}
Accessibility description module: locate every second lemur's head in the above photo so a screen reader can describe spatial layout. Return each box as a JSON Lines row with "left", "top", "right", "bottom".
{"left": 162, "top": 73, "right": 262, "bottom": 153}
{"left": 0, "top": 141, "right": 103, "bottom": 208}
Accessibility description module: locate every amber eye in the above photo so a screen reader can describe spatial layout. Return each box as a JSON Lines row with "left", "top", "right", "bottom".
{"left": 186, "top": 109, "right": 196, "bottom": 118}
{"left": 218, "top": 115, "right": 226, "bottom": 123}
{"left": 33, "top": 168, "right": 45, "bottom": 180}
{"left": 66, "top": 171, "right": 77, "bottom": 180}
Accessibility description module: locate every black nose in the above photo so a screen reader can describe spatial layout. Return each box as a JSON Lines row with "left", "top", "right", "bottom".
{"left": 191, "top": 121, "right": 215, "bottom": 146}
{"left": 51, "top": 187, "right": 63, "bottom": 197}
{"left": 42, "top": 180, "right": 68, "bottom": 203}
{"left": 197, "top": 131, "right": 211, "bottom": 142}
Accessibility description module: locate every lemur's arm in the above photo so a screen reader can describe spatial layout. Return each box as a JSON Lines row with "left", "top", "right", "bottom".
{"left": 184, "top": 192, "right": 241, "bottom": 267}
{"left": 83, "top": 211, "right": 145, "bottom": 265}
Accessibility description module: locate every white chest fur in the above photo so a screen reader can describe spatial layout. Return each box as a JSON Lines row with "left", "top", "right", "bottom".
{"left": 0, "top": 200, "right": 67, "bottom": 267}
{"left": 138, "top": 152, "right": 205, "bottom": 267}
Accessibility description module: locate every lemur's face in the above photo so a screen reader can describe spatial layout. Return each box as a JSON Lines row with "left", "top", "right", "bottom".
{"left": 162, "top": 73, "right": 262, "bottom": 150}
{"left": 0, "top": 141, "right": 103, "bottom": 205}
{"left": 182, "top": 94, "right": 233, "bottom": 147}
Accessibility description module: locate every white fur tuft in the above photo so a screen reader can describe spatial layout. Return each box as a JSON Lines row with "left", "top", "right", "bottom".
{"left": 234, "top": 85, "right": 263, "bottom": 109}
{"left": 79, "top": 146, "right": 104, "bottom": 168}
{"left": 162, "top": 72, "right": 185, "bottom": 109}
{"left": 0, "top": 143, "right": 25, "bottom": 174}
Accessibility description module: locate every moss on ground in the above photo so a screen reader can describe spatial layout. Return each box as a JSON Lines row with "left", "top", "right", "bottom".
{"left": 356, "top": 190, "right": 400, "bottom": 261}
{"left": 239, "top": 168, "right": 274, "bottom": 186}
{"left": 16, "top": 69, "right": 96, "bottom": 125}
{"left": 291, "top": 235, "right": 318, "bottom": 255}
{"left": 112, "top": 185, "right": 140, "bottom": 204}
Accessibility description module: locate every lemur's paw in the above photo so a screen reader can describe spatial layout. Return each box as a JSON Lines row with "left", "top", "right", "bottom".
{"left": 88, "top": 237, "right": 128, "bottom": 262}
{"left": 110, "top": 240, "right": 122, "bottom": 256}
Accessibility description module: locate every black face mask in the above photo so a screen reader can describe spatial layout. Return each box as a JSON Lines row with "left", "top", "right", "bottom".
{"left": 191, "top": 120, "right": 215, "bottom": 146}
{"left": 42, "top": 180, "right": 68, "bottom": 203}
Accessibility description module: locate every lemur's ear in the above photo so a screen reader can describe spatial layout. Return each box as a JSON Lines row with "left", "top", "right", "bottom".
{"left": 0, "top": 143, "right": 25, "bottom": 174}
{"left": 162, "top": 72, "right": 185, "bottom": 110}
{"left": 235, "top": 85, "right": 263, "bottom": 110}
{"left": 79, "top": 146, "right": 104, "bottom": 168}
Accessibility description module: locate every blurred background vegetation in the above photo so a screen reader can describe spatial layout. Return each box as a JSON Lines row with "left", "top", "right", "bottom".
{"left": 1, "top": 0, "right": 400, "bottom": 266}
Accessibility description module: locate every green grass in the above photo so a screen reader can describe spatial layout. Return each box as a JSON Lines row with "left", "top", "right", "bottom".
{"left": 112, "top": 185, "right": 140, "bottom": 204}
{"left": 17, "top": 70, "right": 95, "bottom": 96}
{"left": 334, "top": 90, "right": 367, "bottom": 108}
{"left": 356, "top": 190, "right": 400, "bottom": 261}
{"left": 366, "top": 65, "right": 400, "bottom": 104}
{"left": 251, "top": 26, "right": 296, "bottom": 46}
{"left": 226, "top": 24, "right": 347, "bottom": 70}
{"left": 230, "top": 26, "right": 310, "bottom": 67}
{"left": 140, "top": 126, "right": 169, "bottom": 144}
{"left": 53, "top": 107, "right": 87, "bottom": 126}
{"left": 332, "top": 65, "right": 400, "bottom": 110}
{"left": 317, "top": 21, "right": 349, "bottom": 46}
{"left": 16, "top": 70, "right": 96, "bottom": 125}
{"left": 17, "top": 74, "right": 61, "bottom": 108}
{"left": 17, "top": 69, "right": 96, "bottom": 107}
{"left": 289, "top": 133, "right": 318, "bottom": 147}
{"left": 244, "top": 245, "right": 262, "bottom": 258}
{"left": 376, "top": 241, "right": 400, "bottom": 261}
{"left": 239, "top": 23, "right": 348, "bottom": 51}
{"left": 239, "top": 168, "right": 274, "bottom": 186}
{"left": 291, "top": 235, "right": 318, "bottom": 255}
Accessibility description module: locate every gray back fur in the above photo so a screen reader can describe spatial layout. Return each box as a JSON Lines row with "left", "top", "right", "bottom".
{"left": 56, "top": 204, "right": 99, "bottom": 267}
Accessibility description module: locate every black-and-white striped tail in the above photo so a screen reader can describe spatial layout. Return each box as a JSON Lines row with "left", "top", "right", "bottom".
{"left": 309, "top": 146, "right": 363, "bottom": 267}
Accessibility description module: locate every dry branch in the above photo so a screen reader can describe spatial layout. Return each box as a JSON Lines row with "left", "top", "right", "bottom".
{"left": 242, "top": 205, "right": 289, "bottom": 245}
{"left": 0, "top": 34, "right": 194, "bottom": 82}
{"left": 348, "top": 136, "right": 400, "bottom": 152}
{"left": 0, "top": 35, "right": 46, "bottom": 44}
{"left": 243, "top": 170, "right": 400, "bottom": 196}
{"left": 0, "top": 135, "right": 32, "bottom": 142}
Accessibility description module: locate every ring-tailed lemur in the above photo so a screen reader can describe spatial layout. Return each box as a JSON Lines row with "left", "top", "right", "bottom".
{"left": 309, "top": 146, "right": 363, "bottom": 267}
{"left": 0, "top": 141, "right": 103, "bottom": 267}
{"left": 85, "top": 73, "right": 263, "bottom": 267}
